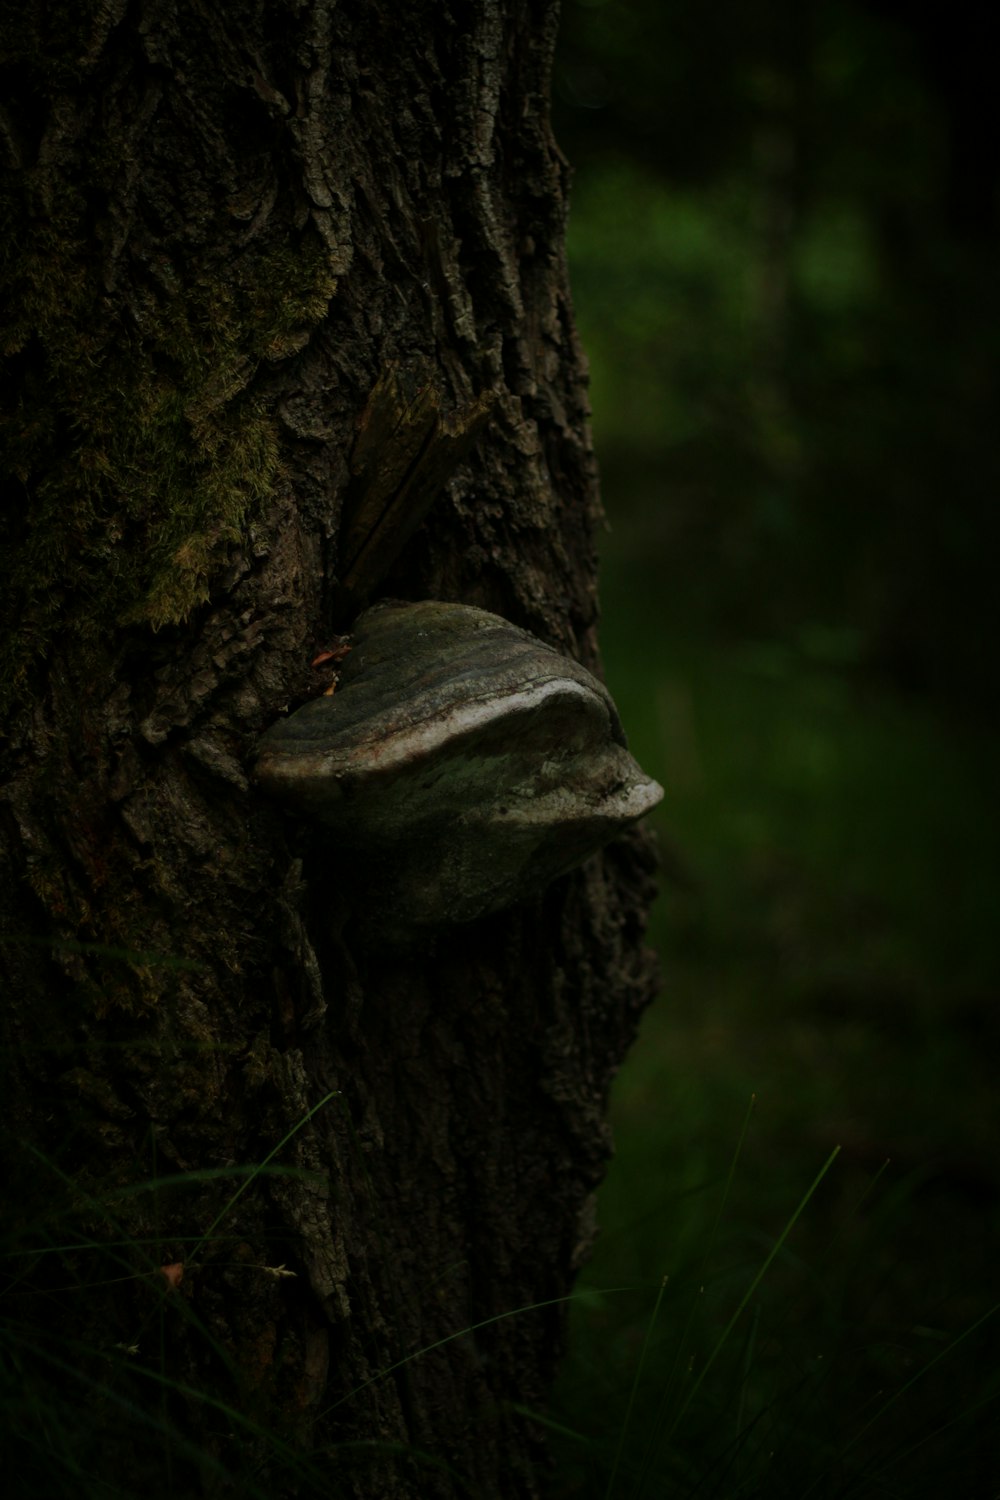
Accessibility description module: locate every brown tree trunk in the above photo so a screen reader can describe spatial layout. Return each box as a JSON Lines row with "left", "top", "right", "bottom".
{"left": 0, "top": 3, "right": 657, "bottom": 1496}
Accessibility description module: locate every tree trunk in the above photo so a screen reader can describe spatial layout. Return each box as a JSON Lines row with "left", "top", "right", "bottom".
{"left": 0, "top": 3, "right": 658, "bottom": 1497}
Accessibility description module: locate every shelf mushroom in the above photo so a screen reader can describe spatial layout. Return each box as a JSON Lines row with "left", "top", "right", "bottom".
{"left": 255, "top": 600, "right": 663, "bottom": 935}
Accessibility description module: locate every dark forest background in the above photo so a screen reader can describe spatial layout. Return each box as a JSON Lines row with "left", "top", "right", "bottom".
{"left": 543, "top": 1, "right": 1000, "bottom": 1494}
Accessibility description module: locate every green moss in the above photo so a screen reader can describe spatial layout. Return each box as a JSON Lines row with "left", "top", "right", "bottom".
{"left": 0, "top": 157, "right": 337, "bottom": 710}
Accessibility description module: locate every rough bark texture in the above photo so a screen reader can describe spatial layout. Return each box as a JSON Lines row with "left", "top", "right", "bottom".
{"left": 0, "top": 3, "right": 658, "bottom": 1497}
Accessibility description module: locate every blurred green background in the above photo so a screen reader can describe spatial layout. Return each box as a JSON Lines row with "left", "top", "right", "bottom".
{"left": 544, "top": 2, "right": 1000, "bottom": 1494}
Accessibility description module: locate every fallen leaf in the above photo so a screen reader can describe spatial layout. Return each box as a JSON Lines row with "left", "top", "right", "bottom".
{"left": 312, "top": 638, "right": 352, "bottom": 668}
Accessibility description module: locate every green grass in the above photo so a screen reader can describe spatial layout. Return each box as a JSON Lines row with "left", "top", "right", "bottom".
{"left": 542, "top": 539, "right": 1000, "bottom": 1496}
{"left": 0, "top": 1088, "right": 497, "bottom": 1499}
{"left": 4, "top": 1093, "right": 628, "bottom": 1499}
{"left": 0, "top": 1094, "right": 348, "bottom": 1499}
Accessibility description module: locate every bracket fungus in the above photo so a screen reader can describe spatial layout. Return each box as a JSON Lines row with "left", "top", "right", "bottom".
{"left": 255, "top": 600, "right": 663, "bottom": 934}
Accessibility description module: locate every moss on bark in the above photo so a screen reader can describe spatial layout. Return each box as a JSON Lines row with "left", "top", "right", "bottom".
{"left": 1, "top": 182, "right": 337, "bottom": 705}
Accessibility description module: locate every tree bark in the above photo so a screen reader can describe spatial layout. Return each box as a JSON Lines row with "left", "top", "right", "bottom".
{"left": 0, "top": 3, "right": 657, "bottom": 1497}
